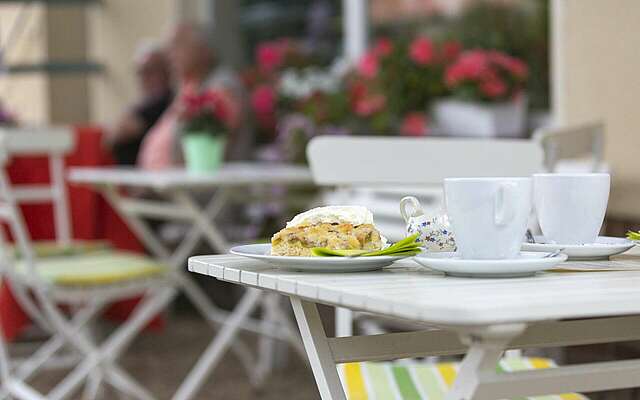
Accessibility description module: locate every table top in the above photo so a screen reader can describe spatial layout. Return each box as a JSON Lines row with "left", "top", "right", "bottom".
{"left": 189, "top": 251, "right": 640, "bottom": 327}
{"left": 68, "top": 163, "right": 313, "bottom": 190}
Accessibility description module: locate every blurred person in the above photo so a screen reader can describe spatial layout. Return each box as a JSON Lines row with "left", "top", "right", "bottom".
{"left": 0, "top": 99, "right": 17, "bottom": 126}
{"left": 106, "top": 42, "right": 174, "bottom": 165}
{"left": 138, "top": 22, "right": 250, "bottom": 170}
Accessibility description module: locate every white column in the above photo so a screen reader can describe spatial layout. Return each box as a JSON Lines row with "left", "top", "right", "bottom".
{"left": 550, "top": 0, "right": 566, "bottom": 126}
{"left": 343, "top": 0, "right": 368, "bottom": 63}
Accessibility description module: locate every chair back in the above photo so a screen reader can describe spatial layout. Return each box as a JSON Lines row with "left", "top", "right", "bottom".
{"left": 0, "top": 127, "right": 74, "bottom": 246}
{"left": 533, "top": 121, "right": 605, "bottom": 172}
{"left": 0, "top": 138, "right": 52, "bottom": 330}
{"left": 307, "top": 136, "right": 544, "bottom": 240}
{"left": 308, "top": 136, "right": 544, "bottom": 186}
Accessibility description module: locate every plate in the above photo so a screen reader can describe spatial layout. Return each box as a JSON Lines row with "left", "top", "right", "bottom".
{"left": 230, "top": 244, "right": 412, "bottom": 272}
{"left": 413, "top": 251, "right": 568, "bottom": 278}
{"left": 522, "top": 236, "right": 634, "bottom": 260}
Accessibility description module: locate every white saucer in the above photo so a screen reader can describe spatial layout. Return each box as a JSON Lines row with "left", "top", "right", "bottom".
{"left": 230, "top": 244, "right": 412, "bottom": 272}
{"left": 413, "top": 251, "right": 568, "bottom": 278}
{"left": 522, "top": 236, "right": 635, "bottom": 260}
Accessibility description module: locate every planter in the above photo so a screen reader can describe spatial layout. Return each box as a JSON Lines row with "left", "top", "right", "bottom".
{"left": 181, "top": 132, "right": 226, "bottom": 173}
{"left": 433, "top": 97, "right": 528, "bottom": 138}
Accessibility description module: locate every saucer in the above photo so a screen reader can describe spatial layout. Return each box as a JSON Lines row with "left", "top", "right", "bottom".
{"left": 413, "top": 251, "right": 567, "bottom": 278}
{"left": 522, "top": 236, "right": 635, "bottom": 260}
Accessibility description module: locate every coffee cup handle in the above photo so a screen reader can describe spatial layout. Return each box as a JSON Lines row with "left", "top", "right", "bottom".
{"left": 494, "top": 183, "right": 517, "bottom": 226}
{"left": 400, "top": 196, "right": 424, "bottom": 223}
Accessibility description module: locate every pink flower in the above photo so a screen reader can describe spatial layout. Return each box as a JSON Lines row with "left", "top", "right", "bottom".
{"left": 251, "top": 84, "right": 276, "bottom": 116}
{"left": 374, "top": 37, "right": 393, "bottom": 57}
{"left": 441, "top": 40, "right": 462, "bottom": 63}
{"left": 400, "top": 113, "right": 430, "bottom": 136}
{"left": 357, "top": 51, "right": 379, "bottom": 79}
{"left": 256, "top": 40, "right": 287, "bottom": 74}
{"left": 486, "top": 51, "right": 528, "bottom": 80}
{"left": 354, "top": 92, "right": 386, "bottom": 117}
{"left": 480, "top": 77, "right": 507, "bottom": 98}
{"left": 445, "top": 50, "right": 489, "bottom": 86}
{"left": 409, "top": 37, "right": 434, "bottom": 66}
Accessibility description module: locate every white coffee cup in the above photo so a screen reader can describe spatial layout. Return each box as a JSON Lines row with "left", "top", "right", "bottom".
{"left": 444, "top": 177, "right": 532, "bottom": 259}
{"left": 533, "top": 173, "right": 610, "bottom": 245}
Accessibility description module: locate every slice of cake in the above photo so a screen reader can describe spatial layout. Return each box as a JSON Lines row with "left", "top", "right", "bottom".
{"left": 271, "top": 206, "right": 384, "bottom": 256}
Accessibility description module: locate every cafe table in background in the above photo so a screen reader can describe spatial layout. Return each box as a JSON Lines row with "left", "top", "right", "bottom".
{"left": 69, "top": 163, "right": 314, "bottom": 400}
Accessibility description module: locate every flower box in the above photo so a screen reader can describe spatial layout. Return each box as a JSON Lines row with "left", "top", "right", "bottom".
{"left": 433, "top": 97, "right": 527, "bottom": 138}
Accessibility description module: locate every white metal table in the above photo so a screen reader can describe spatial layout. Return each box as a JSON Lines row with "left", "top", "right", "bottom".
{"left": 189, "top": 250, "right": 640, "bottom": 400}
{"left": 68, "top": 163, "right": 313, "bottom": 400}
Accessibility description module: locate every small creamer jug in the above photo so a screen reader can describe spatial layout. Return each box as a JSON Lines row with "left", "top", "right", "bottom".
{"left": 400, "top": 196, "right": 456, "bottom": 252}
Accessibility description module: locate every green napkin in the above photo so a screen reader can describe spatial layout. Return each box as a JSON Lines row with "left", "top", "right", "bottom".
{"left": 311, "top": 233, "right": 421, "bottom": 257}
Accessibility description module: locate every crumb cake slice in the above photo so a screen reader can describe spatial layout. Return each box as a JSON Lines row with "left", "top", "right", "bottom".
{"left": 271, "top": 223, "right": 383, "bottom": 256}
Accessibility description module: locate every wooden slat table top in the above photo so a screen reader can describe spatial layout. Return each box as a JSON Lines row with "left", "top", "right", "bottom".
{"left": 68, "top": 163, "right": 313, "bottom": 190}
{"left": 189, "top": 250, "right": 640, "bottom": 327}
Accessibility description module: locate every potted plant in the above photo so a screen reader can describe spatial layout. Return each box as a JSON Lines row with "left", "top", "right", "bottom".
{"left": 349, "top": 36, "right": 460, "bottom": 135}
{"left": 434, "top": 49, "right": 529, "bottom": 137}
{"left": 178, "top": 88, "right": 237, "bottom": 173}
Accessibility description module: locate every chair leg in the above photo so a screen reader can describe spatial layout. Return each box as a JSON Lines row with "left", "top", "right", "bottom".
{"left": 173, "top": 272, "right": 257, "bottom": 378}
{"left": 45, "top": 287, "right": 176, "bottom": 400}
{"left": 172, "top": 288, "right": 264, "bottom": 400}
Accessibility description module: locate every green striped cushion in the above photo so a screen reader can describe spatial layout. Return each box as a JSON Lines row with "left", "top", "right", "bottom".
{"left": 16, "top": 250, "right": 167, "bottom": 286}
{"left": 13, "top": 240, "right": 110, "bottom": 258}
{"left": 339, "top": 357, "right": 588, "bottom": 400}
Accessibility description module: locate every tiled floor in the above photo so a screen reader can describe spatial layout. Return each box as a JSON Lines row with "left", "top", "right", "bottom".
{"left": 29, "top": 315, "right": 319, "bottom": 400}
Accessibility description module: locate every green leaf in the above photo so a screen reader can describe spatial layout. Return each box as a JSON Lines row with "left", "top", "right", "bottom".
{"left": 310, "top": 233, "right": 422, "bottom": 258}
{"left": 627, "top": 231, "right": 640, "bottom": 241}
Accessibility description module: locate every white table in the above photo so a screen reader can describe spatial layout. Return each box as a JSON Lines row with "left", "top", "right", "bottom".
{"left": 189, "top": 251, "right": 640, "bottom": 400}
{"left": 69, "top": 164, "right": 313, "bottom": 400}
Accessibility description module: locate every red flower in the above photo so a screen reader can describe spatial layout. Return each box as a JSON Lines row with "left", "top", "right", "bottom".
{"left": 251, "top": 84, "right": 276, "bottom": 130}
{"left": 400, "top": 113, "right": 430, "bottom": 136}
{"left": 409, "top": 37, "right": 434, "bottom": 66}
{"left": 374, "top": 37, "right": 393, "bottom": 57}
{"left": 256, "top": 40, "right": 288, "bottom": 74}
{"left": 251, "top": 84, "right": 276, "bottom": 116}
{"left": 441, "top": 40, "right": 462, "bottom": 63}
{"left": 445, "top": 50, "right": 489, "bottom": 86}
{"left": 354, "top": 93, "right": 386, "bottom": 116}
{"left": 489, "top": 51, "right": 528, "bottom": 80}
{"left": 480, "top": 77, "right": 507, "bottom": 98}
{"left": 357, "top": 51, "right": 379, "bottom": 79}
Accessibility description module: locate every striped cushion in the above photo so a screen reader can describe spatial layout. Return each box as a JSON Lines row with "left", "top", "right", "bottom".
{"left": 13, "top": 240, "right": 110, "bottom": 258}
{"left": 16, "top": 250, "right": 167, "bottom": 286}
{"left": 340, "top": 357, "right": 587, "bottom": 400}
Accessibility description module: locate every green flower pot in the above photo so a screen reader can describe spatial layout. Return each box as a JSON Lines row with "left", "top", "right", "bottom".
{"left": 181, "top": 132, "right": 226, "bottom": 173}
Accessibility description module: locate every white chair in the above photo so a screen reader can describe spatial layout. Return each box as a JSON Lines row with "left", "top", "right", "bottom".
{"left": 305, "top": 136, "right": 591, "bottom": 399}
{"left": 0, "top": 128, "right": 175, "bottom": 400}
{"left": 307, "top": 136, "right": 544, "bottom": 338}
{"left": 534, "top": 121, "right": 607, "bottom": 173}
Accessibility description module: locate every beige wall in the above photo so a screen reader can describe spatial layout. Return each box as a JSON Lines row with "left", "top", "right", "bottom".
{"left": 87, "top": 0, "right": 211, "bottom": 125}
{"left": 552, "top": 0, "right": 640, "bottom": 219}
{"left": 87, "top": 0, "right": 177, "bottom": 125}
{"left": 0, "top": 4, "right": 49, "bottom": 124}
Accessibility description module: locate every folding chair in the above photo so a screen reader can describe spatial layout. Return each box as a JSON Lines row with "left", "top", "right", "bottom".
{"left": 0, "top": 130, "right": 175, "bottom": 399}
{"left": 534, "top": 121, "right": 607, "bottom": 173}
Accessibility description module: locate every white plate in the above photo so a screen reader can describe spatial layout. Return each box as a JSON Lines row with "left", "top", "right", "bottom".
{"left": 230, "top": 244, "right": 412, "bottom": 272}
{"left": 413, "top": 251, "right": 568, "bottom": 278}
{"left": 522, "top": 236, "right": 635, "bottom": 260}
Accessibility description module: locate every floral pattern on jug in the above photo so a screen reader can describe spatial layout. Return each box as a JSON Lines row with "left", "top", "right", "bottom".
{"left": 400, "top": 196, "right": 456, "bottom": 252}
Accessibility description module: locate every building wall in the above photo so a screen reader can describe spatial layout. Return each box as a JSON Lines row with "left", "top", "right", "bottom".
{"left": 87, "top": 0, "right": 178, "bottom": 126}
{"left": 0, "top": 4, "right": 49, "bottom": 124}
{"left": 552, "top": 0, "right": 640, "bottom": 218}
